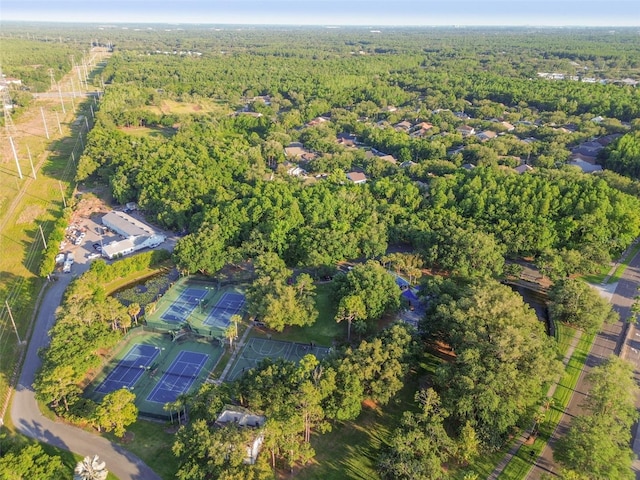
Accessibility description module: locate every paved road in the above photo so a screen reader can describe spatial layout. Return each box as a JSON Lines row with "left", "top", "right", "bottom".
{"left": 11, "top": 257, "right": 162, "bottom": 480}
{"left": 527, "top": 249, "right": 640, "bottom": 479}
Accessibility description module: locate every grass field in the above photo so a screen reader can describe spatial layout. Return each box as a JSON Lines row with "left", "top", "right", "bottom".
{"left": 104, "top": 420, "right": 178, "bottom": 480}
{"left": 143, "top": 99, "right": 231, "bottom": 116}
{"left": 116, "top": 125, "right": 176, "bottom": 139}
{"left": 0, "top": 98, "right": 95, "bottom": 420}
{"left": 298, "top": 373, "right": 420, "bottom": 480}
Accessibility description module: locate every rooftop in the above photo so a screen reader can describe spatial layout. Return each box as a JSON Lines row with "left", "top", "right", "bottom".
{"left": 102, "top": 211, "right": 154, "bottom": 238}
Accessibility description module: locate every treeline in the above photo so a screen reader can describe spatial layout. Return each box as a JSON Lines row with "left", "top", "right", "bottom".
{"left": 34, "top": 250, "right": 169, "bottom": 420}
{"left": 0, "top": 38, "right": 79, "bottom": 91}
{"left": 76, "top": 115, "right": 640, "bottom": 283}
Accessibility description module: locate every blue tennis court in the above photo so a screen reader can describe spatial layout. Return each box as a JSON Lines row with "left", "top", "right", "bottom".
{"left": 160, "top": 288, "right": 208, "bottom": 323}
{"left": 146, "top": 351, "right": 209, "bottom": 404}
{"left": 95, "top": 344, "right": 160, "bottom": 394}
{"left": 203, "top": 292, "right": 245, "bottom": 328}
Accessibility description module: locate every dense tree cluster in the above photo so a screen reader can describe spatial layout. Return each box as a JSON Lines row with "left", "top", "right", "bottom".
{"left": 246, "top": 253, "right": 317, "bottom": 331}
{"left": 555, "top": 356, "right": 639, "bottom": 479}
{"left": 173, "top": 323, "right": 415, "bottom": 477}
{"left": 12, "top": 25, "right": 640, "bottom": 478}
{"left": 422, "top": 280, "right": 562, "bottom": 448}
{"left": 548, "top": 279, "right": 617, "bottom": 333}
{"left": 0, "top": 436, "right": 67, "bottom": 479}
{"left": 602, "top": 131, "right": 640, "bottom": 180}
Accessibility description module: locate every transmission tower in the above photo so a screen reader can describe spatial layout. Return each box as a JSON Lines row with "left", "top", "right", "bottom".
{"left": 1, "top": 65, "right": 23, "bottom": 178}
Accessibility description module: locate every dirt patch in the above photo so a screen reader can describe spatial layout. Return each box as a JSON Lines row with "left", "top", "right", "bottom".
{"left": 16, "top": 204, "right": 46, "bottom": 224}
{"left": 164, "top": 425, "right": 180, "bottom": 434}
{"left": 120, "top": 431, "right": 135, "bottom": 444}
{"left": 72, "top": 193, "right": 111, "bottom": 223}
{"left": 192, "top": 104, "right": 202, "bottom": 111}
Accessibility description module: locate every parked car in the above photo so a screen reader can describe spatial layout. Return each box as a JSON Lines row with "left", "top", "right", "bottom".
{"left": 92, "top": 243, "right": 102, "bottom": 251}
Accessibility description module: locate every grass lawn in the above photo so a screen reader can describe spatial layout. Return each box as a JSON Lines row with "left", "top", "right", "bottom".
{"left": 144, "top": 99, "right": 231, "bottom": 116}
{"left": 581, "top": 263, "right": 610, "bottom": 284}
{"left": 105, "top": 420, "right": 179, "bottom": 480}
{"left": 297, "top": 373, "right": 420, "bottom": 480}
{"left": 607, "top": 241, "right": 640, "bottom": 284}
{"left": 117, "top": 125, "right": 175, "bottom": 139}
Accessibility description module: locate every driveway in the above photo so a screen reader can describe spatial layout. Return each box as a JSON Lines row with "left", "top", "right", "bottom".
{"left": 11, "top": 255, "right": 161, "bottom": 479}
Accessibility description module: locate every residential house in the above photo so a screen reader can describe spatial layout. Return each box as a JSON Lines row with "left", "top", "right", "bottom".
{"left": 500, "top": 121, "right": 515, "bottom": 132}
{"left": 336, "top": 132, "right": 358, "bottom": 147}
{"left": 306, "top": 116, "right": 329, "bottom": 127}
{"left": 282, "top": 161, "right": 306, "bottom": 177}
{"left": 461, "top": 163, "right": 476, "bottom": 170}
{"left": 410, "top": 122, "right": 434, "bottom": 137}
{"left": 568, "top": 159, "right": 602, "bottom": 173}
{"left": 394, "top": 121, "right": 413, "bottom": 132}
{"left": 476, "top": 130, "right": 498, "bottom": 142}
{"left": 215, "top": 407, "right": 266, "bottom": 465}
{"left": 378, "top": 154, "right": 398, "bottom": 165}
{"left": 457, "top": 125, "right": 476, "bottom": 137}
{"left": 400, "top": 160, "right": 417, "bottom": 168}
{"left": 514, "top": 164, "right": 534, "bottom": 174}
{"left": 347, "top": 172, "right": 367, "bottom": 184}
{"left": 284, "top": 143, "right": 310, "bottom": 160}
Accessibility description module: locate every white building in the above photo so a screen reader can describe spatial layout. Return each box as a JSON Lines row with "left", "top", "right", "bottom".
{"left": 101, "top": 211, "right": 165, "bottom": 259}
{"left": 215, "top": 407, "right": 266, "bottom": 465}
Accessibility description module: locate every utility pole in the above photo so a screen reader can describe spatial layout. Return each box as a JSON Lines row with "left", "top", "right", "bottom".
{"left": 40, "top": 107, "right": 50, "bottom": 139}
{"left": 55, "top": 111, "right": 62, "bottom": 134}
{"left": 9, "top": 137, "right": 23, "bottom": 179}
{"left": 58, "top": 181, "right": 67, "bottom": 208}
{"left": 5, "top": 301, "right": 23, "bottom": 344}
{"left": 57, "top": 84, "right": 66, "bottom": 114}
{"left": 39, "top": 224, "right": 48, "bottom": 249}
{"left": 27, "top": 145, "right": 36, "bottom": 179}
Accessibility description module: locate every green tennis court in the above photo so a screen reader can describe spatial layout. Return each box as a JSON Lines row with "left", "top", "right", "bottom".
{"left": 226, "top": 337, "right": 331, "bottom": 382}
{"left": 144, "top": 276, "right": 247, "bottom": 338}
{"left": 86, "top": 330, "right": 223, "bottom": 418}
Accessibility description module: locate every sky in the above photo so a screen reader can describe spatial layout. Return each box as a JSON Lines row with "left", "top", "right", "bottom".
{"left": 2, "top": 0, "right": 639, "bottom": 26}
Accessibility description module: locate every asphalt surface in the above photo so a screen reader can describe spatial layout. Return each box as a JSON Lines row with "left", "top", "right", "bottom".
{"left": 10, "top": 231, "right": 176, "bottom": 480}
{"left": 527, "top": 249, "right": 640, "bottom": 479}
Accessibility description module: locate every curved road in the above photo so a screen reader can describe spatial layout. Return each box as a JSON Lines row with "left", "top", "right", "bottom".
{"left": 11, "top": 260, "right": 161, "bottom": 480}
{"left": 527, "top": 246, "right": 640, "bottom": 479}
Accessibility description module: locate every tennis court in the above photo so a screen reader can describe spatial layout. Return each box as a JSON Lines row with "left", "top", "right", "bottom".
{"left": 160, "top": 287, "right": 208, "bottom": 323}
{"left": 226, "top": 337, "right": 331, "bottom": 382}
{"left": 146, "top": 350, "right": 209, "bottom": 404}
{"left": 95, "top": 344, "right": 160, "bottom": 394}
{"left": 203, "top": 292, "right": 246, "bottom": 328}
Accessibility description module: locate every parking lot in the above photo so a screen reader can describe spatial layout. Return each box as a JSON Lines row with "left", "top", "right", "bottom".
{"left": 55, "top": 201, "right": 178, "bottom": 276}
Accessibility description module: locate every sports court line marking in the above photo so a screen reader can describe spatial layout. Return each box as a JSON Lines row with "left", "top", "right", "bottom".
{"left": 96, "top": 344, "right": 159, "bottom": 394}
{"left": 146, "top": 350, "right": 209, "bottom": 404}
{"left": 203, "top": 292, "right": 245, "bottom": 327}
{"left": 159, "top": 289, "right": 207, "bottom": 323}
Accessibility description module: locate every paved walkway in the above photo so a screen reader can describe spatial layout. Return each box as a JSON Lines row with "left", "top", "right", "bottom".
{"left": 216, "top": 324, "right": 254, "bottom": 383}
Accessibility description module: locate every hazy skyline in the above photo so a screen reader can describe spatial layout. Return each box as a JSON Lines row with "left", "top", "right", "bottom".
{"left": 2, "top": 0, "right": 640, "bottom": 26}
